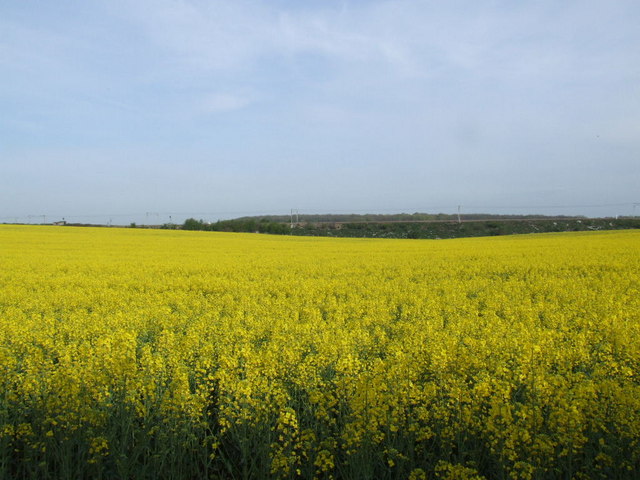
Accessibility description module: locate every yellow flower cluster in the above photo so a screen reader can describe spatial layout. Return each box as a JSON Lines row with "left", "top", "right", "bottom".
{"left": 0, "top": 225, "right": 638, "bottom": 479}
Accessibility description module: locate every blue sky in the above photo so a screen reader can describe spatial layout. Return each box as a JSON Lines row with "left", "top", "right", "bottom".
{"left": 1, "top": 0, "right": 639, "bottom": 224}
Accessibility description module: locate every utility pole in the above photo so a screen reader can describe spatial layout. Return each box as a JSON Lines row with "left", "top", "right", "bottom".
{"left": 457, "top": 205, "right": 461, "bottom": 224}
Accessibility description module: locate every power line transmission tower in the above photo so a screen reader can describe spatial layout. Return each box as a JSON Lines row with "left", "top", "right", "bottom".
{"left": 290, "top": 209, "right": 299, "bottom": 228}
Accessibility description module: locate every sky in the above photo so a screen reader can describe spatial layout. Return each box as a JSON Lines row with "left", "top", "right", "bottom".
{"left": 1, "top": 0, "right": 639, "bottom": 224}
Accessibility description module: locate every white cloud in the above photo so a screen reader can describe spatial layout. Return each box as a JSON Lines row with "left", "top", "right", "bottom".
{"left": 200, "top": 93, "right": 251, "bottom": 113}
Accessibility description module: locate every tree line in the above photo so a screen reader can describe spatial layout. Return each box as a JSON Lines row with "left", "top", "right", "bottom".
{"left": 178, "top": 218, "right": 290, "bottom": 234}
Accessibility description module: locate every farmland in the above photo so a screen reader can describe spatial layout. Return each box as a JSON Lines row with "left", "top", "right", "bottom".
{"left": 0, "top": 225, "right": 639, "bottom": 479}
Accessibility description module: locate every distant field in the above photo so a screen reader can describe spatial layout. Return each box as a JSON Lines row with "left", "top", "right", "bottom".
{"left": 1, "top": 226, "right": 639, "bottom": 479}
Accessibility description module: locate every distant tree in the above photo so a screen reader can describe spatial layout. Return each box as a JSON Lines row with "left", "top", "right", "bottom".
{"left": 183, "top": 218, "right": 205, "bottom": 230}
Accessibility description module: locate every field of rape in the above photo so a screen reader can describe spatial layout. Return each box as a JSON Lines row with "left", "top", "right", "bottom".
{"left": 0, "top": 225, "right": 639, "bottom": 480}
